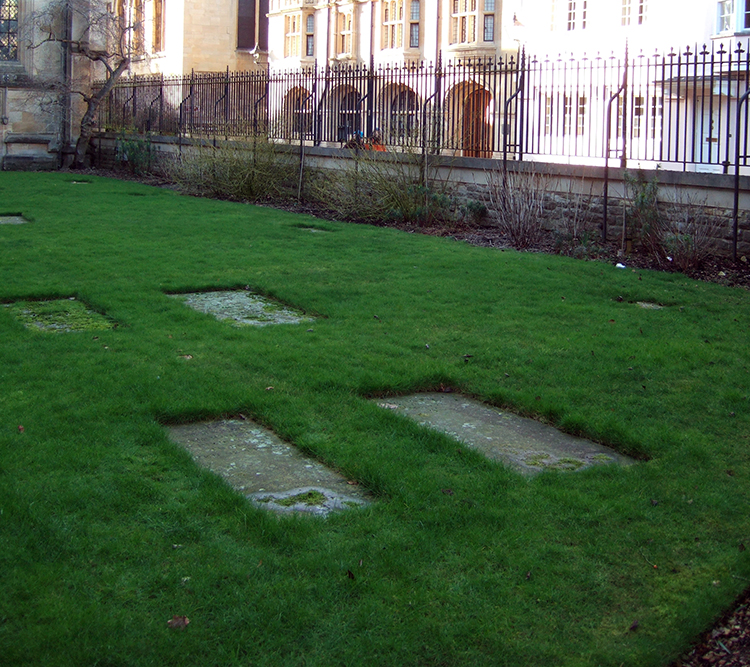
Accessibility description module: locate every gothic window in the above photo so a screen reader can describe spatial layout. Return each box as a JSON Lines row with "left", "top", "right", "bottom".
{"left": 238, "top": 0, "right": 257, "bottom": 49}
{"left": 153, "top": 0, "right": 165, "bottom": 52}
{"left": 0, "top": 0, "right": 18, "bottom": 61}
{"left": 134, "top": 0, "right": 145, "bottom": 54}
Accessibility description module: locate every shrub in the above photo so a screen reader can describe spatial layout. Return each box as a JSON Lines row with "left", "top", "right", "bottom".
{"left": 485, "top": 169, "right": 548, "bottom": 249}
{"left": 115, "top": 133, "right": 157, "bottom": 176}
{"left": 311, "top": 148, "right": 457, "bottom": 226}
{"left": 624, "top": 170, "right": 663, "bottom": 258}
{"left": 553, "top": 179, "right": 601, "bottom": 258}
{"left": 166, "top": 136, "right": 298, "bottom": 202}
{"left": 661, "top": 193, "right": 723, "bottom": 272}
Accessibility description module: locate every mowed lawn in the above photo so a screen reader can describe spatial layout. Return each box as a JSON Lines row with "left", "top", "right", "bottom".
{"left": 0, "top": 171, "right": 748, "bottom": 667}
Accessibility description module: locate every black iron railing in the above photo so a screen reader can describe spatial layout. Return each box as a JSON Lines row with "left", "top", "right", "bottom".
{"left": 97, "top": 41, "right": 750, "bottom": 172}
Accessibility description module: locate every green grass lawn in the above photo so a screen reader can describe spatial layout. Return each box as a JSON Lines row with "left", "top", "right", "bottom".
{"left": 1, "top": 172, "right": 748, "bottom": 666}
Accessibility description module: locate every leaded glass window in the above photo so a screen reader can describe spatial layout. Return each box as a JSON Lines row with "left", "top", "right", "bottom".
{"left": 0, "top": 0, "right": 19, "bottom": 62}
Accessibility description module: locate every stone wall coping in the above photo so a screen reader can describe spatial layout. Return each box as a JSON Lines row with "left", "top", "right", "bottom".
{"left": 94, "top": 131, "right": 750, "bottom": 193}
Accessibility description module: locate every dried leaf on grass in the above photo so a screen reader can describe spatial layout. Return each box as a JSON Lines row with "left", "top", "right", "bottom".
{"left": 167, "top": 615, "right": 190, "bottom": 629}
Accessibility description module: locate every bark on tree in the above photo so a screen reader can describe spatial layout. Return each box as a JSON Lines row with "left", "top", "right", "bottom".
{"left": 27, "top": 0, "right": 136, "bottom": 168}
{"left": 73, "top": 58, "right": 129, "bottom": 168}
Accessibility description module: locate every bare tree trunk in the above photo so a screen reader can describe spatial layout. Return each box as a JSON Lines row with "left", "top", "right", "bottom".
{"left": 71, "top": 59, "right": 129, "bottom": 169}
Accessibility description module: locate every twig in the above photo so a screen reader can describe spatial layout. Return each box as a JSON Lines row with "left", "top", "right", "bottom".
{"left": 639, "top": 549, "right": 658, "bottom": 569}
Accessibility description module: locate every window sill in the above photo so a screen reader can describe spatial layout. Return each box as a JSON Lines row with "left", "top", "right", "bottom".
{"left": 0, "top": 62, "right": 30, "bottom": 86}
{"left": 711, "top": 29, "right": 750, "bottom": 39}
{"left": 445, "top": 44, "right": 498, "bottom": 54}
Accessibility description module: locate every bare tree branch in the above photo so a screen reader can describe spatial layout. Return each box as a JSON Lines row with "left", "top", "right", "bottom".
{"left": 24, "top": 0, "right": 143, "bottom": 167}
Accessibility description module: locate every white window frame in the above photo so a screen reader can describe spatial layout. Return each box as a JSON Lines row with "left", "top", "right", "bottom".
{"left": 716, "top": 0, "right": 750, "bottom": 32}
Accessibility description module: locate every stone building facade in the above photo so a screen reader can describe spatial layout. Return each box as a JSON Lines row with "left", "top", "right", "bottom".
{"left": 267, "top": 0, "right": 507, "bottom": 70}
{"left": 0, "top": 0, "right": 270, "bottom": 169}
{"left": 1, "top": 0, "right": 75, "bottom": 169}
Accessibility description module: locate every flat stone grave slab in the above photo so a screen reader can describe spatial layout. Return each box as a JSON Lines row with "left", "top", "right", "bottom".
{"left": 168, "top": 290, "right": 314, "bottom": 327}
{"left": 0, "top": 215, "right": 28, "bottom": 225}
{"left": 3, "top": 298, "right": 114, "bottom": 333}
{"left": 167, "top": 419, "right": 372, "bottom": 516}
{"left": 376, "top": 393, "right": 634, "bottom": 475}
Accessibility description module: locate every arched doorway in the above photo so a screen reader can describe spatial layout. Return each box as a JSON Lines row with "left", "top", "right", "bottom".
{"left": 462, "top": 88, "right": 493, "bottom": 158}
{"left": 337, "top": 89, "right": 362, "bottom": 143}
{"left": 283, "top": 87, "right": 313, "bottom": 138}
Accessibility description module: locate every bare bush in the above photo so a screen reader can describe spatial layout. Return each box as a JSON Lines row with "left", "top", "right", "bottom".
{"left": 166, "top": 138, "right": 298, "bottom": 202}
{"left": 311, "top": 149, "right": 456, "bottom": 226}
{"left": 661, "top": 193, "right": 724, "bottom": 272}
{"left": 554, "top": 179, "right": 601, "bottom": 258}
{"left": 485, "top": 169, "right": 548, "bottom": 249}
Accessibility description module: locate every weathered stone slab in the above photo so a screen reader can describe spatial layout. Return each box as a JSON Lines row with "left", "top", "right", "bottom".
{"left": 167, "top": 419, "right": 371, "bottom": 516}
{"left": 168, "top": 290, "right": 314, "bottom": 327}
{"left": 377, "top": 393, "right": 633, "bottom": 475}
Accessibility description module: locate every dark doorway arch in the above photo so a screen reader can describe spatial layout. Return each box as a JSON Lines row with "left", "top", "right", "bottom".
{"left": 462, "top": 88, "right": 493, "bottom": 158}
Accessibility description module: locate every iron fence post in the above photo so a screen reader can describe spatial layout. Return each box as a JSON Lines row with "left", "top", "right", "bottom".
{"left": 603, "top": 47, "right": 628, "bottom": 243}
{"left": 503, "top": 49, "right": 525, "bottom": 169}
{"left": 732, "top": 88, "right": 750, "bottom": 262}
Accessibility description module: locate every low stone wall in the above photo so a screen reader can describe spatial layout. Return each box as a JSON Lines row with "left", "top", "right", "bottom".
{"left": 92, "top": 132, "right": 750, "bottom": 258}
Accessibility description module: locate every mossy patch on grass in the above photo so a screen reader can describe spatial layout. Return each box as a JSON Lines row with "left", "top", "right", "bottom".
{"left": 524, "top": 454, "right": 585, "bottom": 470}
{"left": 3, "top": 298, "right": 115, "bottom": 333}
{"left": 273, "top": 489, "right": 327, "bottom": 507}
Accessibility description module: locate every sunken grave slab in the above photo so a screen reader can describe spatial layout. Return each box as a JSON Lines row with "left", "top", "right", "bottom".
{"left": 168, "top": 290, "right": 314, "bottom": 327}
{"left": 167, "top": 419, "right": 371, "bottom": 516}
{"left": 0, "top": 215, "right": 28, "bottom": 225}
{"left": 377, "top": 393, "right": 633, "bottom": 475}
{"left": 3, "top": 298, "right": 115, "bottom": 333}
